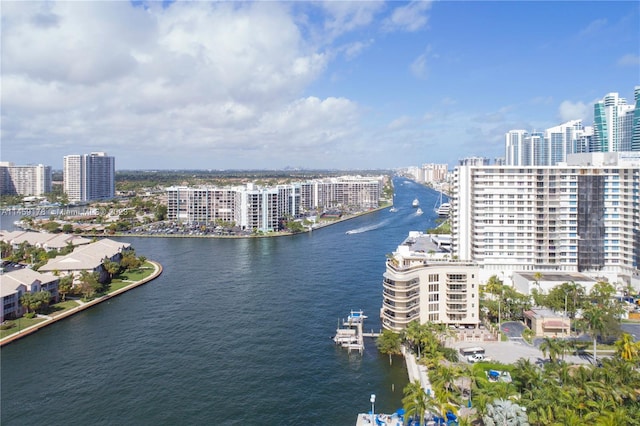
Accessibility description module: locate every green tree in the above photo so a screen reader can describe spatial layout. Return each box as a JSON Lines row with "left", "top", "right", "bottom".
{"left": 376, "top": 329, "right": 402, "bottom": 365}
{"left": 539, "top": 337, "right": 561, "bottom": 363}
{"left": 614, "top": 333, "right": 640, "bottom": 364}
{"left": 102, "top": 258, "right": 121, "bottom": 282}
{"left": 581, "top": 306, "right": 606, "bottom": 365}
{"left": 78, "top": 270, "right": 101, "bottom": 300}
{"left": 20, "top": 292, "right": 39, "bottom": 314}
{"left": 402, "top": 381, "right": 432, "bottom": 426}
{"left": 57, "top": 275, "right": 73, "bottom": 302}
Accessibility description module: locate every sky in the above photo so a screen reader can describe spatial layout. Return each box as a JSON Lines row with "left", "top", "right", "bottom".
{"left": 1, "top": 1, "right": 639, "bottom": 171}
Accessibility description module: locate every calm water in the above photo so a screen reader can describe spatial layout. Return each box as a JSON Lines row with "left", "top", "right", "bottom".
{"left": 1, "top": 177, "right": 441, "bottom": 425}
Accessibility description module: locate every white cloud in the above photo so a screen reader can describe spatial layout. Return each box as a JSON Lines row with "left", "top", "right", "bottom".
{"left": 383, "top": 1, "right": 433, "bottom": 32}
{"left": 387, "top": 116, "right": 412, "bottom": 130}
{"left": 558, "top": 100, "right": 589, "bottom": 122}
{"left": 318, "top": 1, "right": 385, "bottom": 41}
{"left": 2, "top": 1, "right": 373, "bottom": 169}
{"left": 410, "top": 53, "right": 428, "bottom": 79}
{"left": 617, "top": 53, "right": 640, "bottom": 66}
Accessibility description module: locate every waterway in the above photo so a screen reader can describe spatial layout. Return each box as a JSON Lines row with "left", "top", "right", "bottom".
{"left": 0, "top": 177, "right": 443, "bottom": 425}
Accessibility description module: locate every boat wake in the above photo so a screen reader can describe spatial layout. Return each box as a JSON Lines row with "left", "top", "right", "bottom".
{"left": 345, "top": 218, "right": 392, "bottom": 235}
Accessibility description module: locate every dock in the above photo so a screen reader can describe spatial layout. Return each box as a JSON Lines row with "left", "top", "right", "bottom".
{"left": 333, "top": 310, "right": 367, "bottom": 353}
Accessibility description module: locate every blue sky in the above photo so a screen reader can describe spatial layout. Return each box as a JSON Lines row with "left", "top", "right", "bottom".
{"left": 1, "top": 1, "right": 638, "bottom": 170}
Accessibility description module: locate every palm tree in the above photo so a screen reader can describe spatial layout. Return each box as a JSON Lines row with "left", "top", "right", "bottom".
{"left": 614, "top": 332, "right": 640, "bottom": 363}
{"left": 512, "top": 359, "right": 542, "bottom": 393}
{"left": 404, "top": 320, "right": 429, "bottom": 359}
{"left": 402, "top": 381, "right": 430, "bottom": 426}
{"left": 581, "top": 306, "right": 606, "bottom": 365}
{"left": 539, "top": 337, "right": 561, "bottom": 363}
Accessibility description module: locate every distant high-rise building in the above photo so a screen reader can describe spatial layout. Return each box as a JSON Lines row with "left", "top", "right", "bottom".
{"left": 63, "top": 152, "right": 115, "bottom": 202}
{"left": 631, "top": 86, "right": 640, "bottom": 151}
{"left": 505, "top": 130, "right": 528, "bottom": 166}
{"left": 506, "top": 121, "right": 587, "bottom": 166}
{"left": 593, "top": 92, "right": 635, "bottom": 152}
{"left": 0, "top": 162, "right": 52, "bottom": 196}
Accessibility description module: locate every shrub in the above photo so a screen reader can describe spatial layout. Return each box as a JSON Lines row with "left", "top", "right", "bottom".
{"left": 0, "top": 321, "right": 16, "bottom": 330}
{"left": 24, "top": 312, "right": 36, "bottom": 319}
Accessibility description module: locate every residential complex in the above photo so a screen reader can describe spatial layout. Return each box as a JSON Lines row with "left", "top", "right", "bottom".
{"left": 381, "top": 231, "right": 480, "bottom": 332}
{"left": 505, "top": 87, "right": 640, "bottom": 166}
{"left": 63, "top": 152, "right": 115, "bottom": 202}
{"left": 0, "top": 268, "right": 59, "bottom": 322}
{"left": 407, "top": 163, "right": 449, "bottom": 185}
{"left": 166, "top": 175, "right": 385, "bottom": 232}
{"left": 451, "top": 152, "right": 640, "bottom": 288}
{"left": 0, "top": 162, "right": 52, "bottom": 196}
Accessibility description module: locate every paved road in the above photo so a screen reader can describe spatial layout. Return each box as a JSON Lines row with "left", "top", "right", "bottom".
{"left": 450, "top": 340, "right": 591, "bottom": 365}
{"left": 621, "top": 323, "right": 640, "bottom": 341}
{"left": 501, "top": 321, "right": 526, "bottom": 340}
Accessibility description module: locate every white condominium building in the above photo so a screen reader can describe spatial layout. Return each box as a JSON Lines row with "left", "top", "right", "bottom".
{"left": 166, "top": 176, "right": 384, "bottom": 232}
{"left": 382, "top": 232, "right": 480, "bottom": 332}
{"left": 452, "top": 152, "right": 640, "bottom": 288}
{"left": 63, "top": 152, "right": 115, "bottom": 202}
{"left": 0, "top": 162, "right": 52, "bottom": 196}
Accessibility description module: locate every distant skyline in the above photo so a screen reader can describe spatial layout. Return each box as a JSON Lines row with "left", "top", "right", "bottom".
{"left": 2, "top": 1, "right": 638, "bottom": 170}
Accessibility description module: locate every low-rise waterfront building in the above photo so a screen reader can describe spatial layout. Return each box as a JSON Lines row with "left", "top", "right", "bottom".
{"left": 0, "top": 230, "right": 92, "bottom": 252}
{"left": 382, "top": 231, "right": 480, "bottom": 332}
{"left": 1, "top": 268, "right": 59, "bottom": 321}
{"left": 39, "top": 238, "right": 131, "bottom": 283}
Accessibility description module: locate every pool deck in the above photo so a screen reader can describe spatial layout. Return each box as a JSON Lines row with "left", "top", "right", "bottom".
{"left": 355, "top": 413, "right": 404, "bottom": 426}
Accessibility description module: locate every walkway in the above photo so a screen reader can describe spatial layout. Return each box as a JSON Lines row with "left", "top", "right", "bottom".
{"left": 402, "top": 346, "right": 435, "bottom": 398}
{"left": 0, "top": 261, "right": 163, "bottom": 347}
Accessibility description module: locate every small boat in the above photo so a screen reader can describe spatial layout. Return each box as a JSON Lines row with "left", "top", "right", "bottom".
{"left": 345, "top": 230, "right": 356, "bottom": 235}
{"left": 389, "top": 207, "right": 398, "bottom": 212}
{"left": 416, "top": 208, "right": 423, "bottom": 215}
{"left": 412, "top": 198, "right": 420, "bottom": 208}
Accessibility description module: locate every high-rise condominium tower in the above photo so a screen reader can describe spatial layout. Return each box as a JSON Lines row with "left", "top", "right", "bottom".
{"left": 593, "top": 92, "right": 635, "bottom": 152}
{"left": 63, "top": 152, "right": 115, "bottom": 202}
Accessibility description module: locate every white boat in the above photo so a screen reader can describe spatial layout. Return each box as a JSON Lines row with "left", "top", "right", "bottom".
{"left": 412, "top": 198, "right": 420, "bottom": 208}
{"left": 434, "top": 191, "right": 450, "bottom": 217}
{"left": 389, "top": 207, "right": 398, "bottom": 212}
{"left": 437, "top": 202, "right": 450, "bottom": 217}
{"left": 415, "top": 208, "right": 423, "bottom": 215}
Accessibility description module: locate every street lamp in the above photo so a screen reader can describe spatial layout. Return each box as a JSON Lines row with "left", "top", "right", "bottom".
{"left": 370, "top": 394, "right": 376, "bottom": 424}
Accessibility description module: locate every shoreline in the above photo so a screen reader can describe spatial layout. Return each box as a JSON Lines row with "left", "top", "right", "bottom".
{"left": 0, "top": 260, "right": 163, "bottom": 348}
{"left": 77, "top": 204, "right": 391, "bottom": 239}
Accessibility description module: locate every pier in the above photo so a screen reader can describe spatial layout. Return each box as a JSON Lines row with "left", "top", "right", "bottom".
{"left": 333, "top": 310, "right": 368, "bottom": 354}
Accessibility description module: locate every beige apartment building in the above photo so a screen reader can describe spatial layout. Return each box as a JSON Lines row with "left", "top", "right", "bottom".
{"left": 381, "top": 231, "right": 480, "bottom": 332}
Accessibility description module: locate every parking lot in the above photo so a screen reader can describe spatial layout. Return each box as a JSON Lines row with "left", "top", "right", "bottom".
{"left": 450, "top": 340, "right": 592, "bottom": 365}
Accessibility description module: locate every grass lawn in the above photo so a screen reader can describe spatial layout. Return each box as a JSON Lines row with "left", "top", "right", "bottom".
{"left": 48, "top": 300, "right": 81, "bottom": 317}
{"left": 1, "top": 317, "right": 46, "bottom": 339}
{"left": 108, "top": 262, "right": 156, "bottom": 292}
